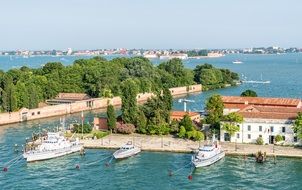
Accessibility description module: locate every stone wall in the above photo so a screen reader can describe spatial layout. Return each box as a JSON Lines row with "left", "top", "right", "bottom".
{"left": 0, "top": 84, "right": 201, "bottom": 126}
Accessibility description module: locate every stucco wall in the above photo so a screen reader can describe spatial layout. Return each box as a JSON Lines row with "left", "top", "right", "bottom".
{"left": 0, "top": 84, "right": 202, "bottom": 126}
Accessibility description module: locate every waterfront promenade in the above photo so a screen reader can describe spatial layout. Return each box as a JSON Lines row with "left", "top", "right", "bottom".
{"left": 82, "top": 134, "right": 302, "bottom": 158}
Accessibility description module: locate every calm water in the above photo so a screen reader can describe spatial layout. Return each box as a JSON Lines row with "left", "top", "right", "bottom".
{"left": 1, "top": 54, "right": 302, "bottom": 189}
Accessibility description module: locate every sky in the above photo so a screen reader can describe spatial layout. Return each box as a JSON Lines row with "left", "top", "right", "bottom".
{"left": 0, "top": 0, "right": 302, "bottom": 50}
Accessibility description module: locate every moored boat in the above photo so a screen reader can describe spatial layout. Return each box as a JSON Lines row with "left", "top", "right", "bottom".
{"left": 191, "top": 138, "right": 225, "bottom": 168}
{"left": 113, "top": 141, "right": 141, "bottom": 159}
{"left": 23, "top": 132, "right": 83, "bottom": 162}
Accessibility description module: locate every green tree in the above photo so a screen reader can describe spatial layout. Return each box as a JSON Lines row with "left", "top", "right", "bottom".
{"left": 2, "top": 75, "right": 17, "bottom": 112}
{"left": 106, "top": 104, "right": 116, "bottom": 131}
{"left": 121, "top": 79, "right": 139, "bottom": 124}
{"left": 294, "top": 112, "right": 302, "bottom": 140}
{"left": 178, "top": 126, "right": 186, "bottom": 138}
{"left": 206, "top": 94, "right": 224, "bottom": 128}
{"left": 241, "top": 89, "right": 258, "bottom": 97}
{"left": 275, "top": 135, "right": 283, "bottom": 142}
{"left": 136, "top": 109, "right": 147, "bottom": 134}
{"left": 27, "top": 83, "right": 40, "bottom": 109}
{"left": 222, "top": 112, "right": 243, "bottom": 136}
{"left": 15, "top": 81, "right": 29, "bottom": 109}
{"left": 179, "top": 114, "right": 194, "bottom": 131}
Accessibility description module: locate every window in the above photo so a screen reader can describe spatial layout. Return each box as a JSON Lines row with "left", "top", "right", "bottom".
{"left": 270, "top": 126, "right": 274, "bottom": 133}
{"left": 237, "top": 133, "right": 240, "bottom": 138}
{"left": 32, "top": 112, "right": 35, "bottom": 116}
{"left": 247, "top": 125, "right": 251, "bottom": 131}
{"left": 294, "top": 136, "right": 298, "bottom": 142}
{"left": 37, "top": 111, "right": 41, "bottom": 115}
{"left": 248, "top": 134, "right": 251, "bottom": 139}
{"left": 282, "top": 136, "right": 285, "bottom": 141}
{"left": 259, "top": 135, "right": 262, "bottom": 138}
{"left": 259, "top": 126, "right": 262, "bottom": 132}
{"left": 282, "top": 127, "right": 286, "bottom": 133}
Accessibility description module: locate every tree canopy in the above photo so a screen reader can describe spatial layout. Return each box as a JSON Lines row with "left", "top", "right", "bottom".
{"left": 294, "top": 112, "right": 302, "bottom": 140}
{"left": 205, "top": 94, "right": 224, "bottom": 128}
{"left": 0, "top": 57, "right": 238, "bottom": 113}
{"left": 222, "top": 112, "right": 243, "bottom": 136}
{"left": 241, "top": 89, "right": 258, "bottom": 97}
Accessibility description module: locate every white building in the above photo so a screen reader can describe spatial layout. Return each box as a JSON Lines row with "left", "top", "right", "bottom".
{"left": 220, "top": 96, "right": 302, "bottom": 145}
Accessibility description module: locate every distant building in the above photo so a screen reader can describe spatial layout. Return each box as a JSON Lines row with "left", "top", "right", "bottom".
{"left": 46, "top": 93, "right": 91, "bottom": 105}
{"left": 67, "top": 48, "right": 73, "bottom": 55}
{"left": 220, "top": 96, "right": 302, "bottom": 145}
{"left": 170, "top": 111, "right": 201, "bottom": 122}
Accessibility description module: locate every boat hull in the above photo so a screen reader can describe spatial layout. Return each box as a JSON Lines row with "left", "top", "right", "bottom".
{"left": 23, "top": 145, "right": 83, "bottom": 162}
{"left": 113, "top": 148, "right": 141, "bottom": 159}
{"left": 192, "top": 151, "right": 225, "bottom": 168}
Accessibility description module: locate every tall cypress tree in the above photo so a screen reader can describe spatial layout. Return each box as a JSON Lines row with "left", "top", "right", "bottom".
{"left": 2, "top": 75, "right": 17, "bottom": 112}
{"left": 121, "top": 79, "right": 138, "bottom": 124}
{"left": 106, "top": 104, "right": 116, "bottom": 131}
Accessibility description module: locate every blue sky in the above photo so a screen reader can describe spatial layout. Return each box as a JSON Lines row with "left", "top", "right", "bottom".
{"left": 0, "top": 0, "right": 301, "bottom": 50}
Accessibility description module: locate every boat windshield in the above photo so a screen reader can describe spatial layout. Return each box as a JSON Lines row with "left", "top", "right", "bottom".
{"left": 199, "top": 145, "right": 214, "bottom": 151}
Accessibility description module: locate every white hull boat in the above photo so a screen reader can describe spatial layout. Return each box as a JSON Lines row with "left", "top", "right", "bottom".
{"left": 23, "top": 132, "right": 83, "bottom": 162}
{"left": 113, "top": 142, "right": 141, "bottom": 159}
{"left": 191, "top": 138, "right": 225, "bottom": 168}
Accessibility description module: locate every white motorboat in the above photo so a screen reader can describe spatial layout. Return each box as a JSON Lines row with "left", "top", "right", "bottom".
{"left": 23, "top": 132, "right": 83, "bottom": 162}
{"left": 113, "top": 142, "right": 141, "bottom": 159}
{"left": 191, "top": 139, "right": 225, "bottom": 168}
{"left": 232, "top": 60, "right": 243, "bottom": 64}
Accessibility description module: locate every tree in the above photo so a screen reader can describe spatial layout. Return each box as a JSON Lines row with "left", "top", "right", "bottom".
{"left": 136, "top": 109, "right": 147, "bottom": 134}
{"left": 241, "top": 89, "right": 258, "bottom": 97}
{"left": 178, "top": 126, "right": 186, "bottom": 138}
{"left": 205, "top": 94, "right": 224, "bottom": 128}
{"left": 222, "top": 112, "right": 243, "bottom": 136}
{"left": 73, "top": 123, "right": 92, "bottom": 133}
{"left": 15, "top": 81, "right": 29, "bottom": 109}
{"left": 121, "top": 79, "right": 139, "bottom": 124}
{"left": 294, "top": 112, "right": 302, "bottom": 140}
{"left": 179, "top": 114, "right": 194, "bottom": 131}
{"left": 275, "top": 135, "right": 283, "bottom": 142}
{"left": 2, "top": 75, "right": 17, "bottom": 112}
{"left": 27, "top": 83, "right": 40, "bottom": 109}
{"left": 106, "top": 104, "right": 116, "bottom": 131}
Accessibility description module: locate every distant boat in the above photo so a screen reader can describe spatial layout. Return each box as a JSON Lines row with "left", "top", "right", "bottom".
{"left": 232, "top": 60, "right": 243, "bottom": 64}
{"left": 241, "top": 74, "right": 271, "bottom": 84}
{"left": 242, "top": 80, "right": 271, "bottom": 84}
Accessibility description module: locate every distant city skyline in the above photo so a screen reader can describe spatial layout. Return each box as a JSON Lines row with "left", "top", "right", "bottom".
{"left": 0, "top": 0, "right": 301, "bottom": 50}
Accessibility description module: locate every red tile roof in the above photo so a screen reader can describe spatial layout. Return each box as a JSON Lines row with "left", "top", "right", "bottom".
{"left": 222, "top": 96, "right": 301, "bottom": 108}
{"left": 223, "top": 96, "right": 302, "bottom": 120}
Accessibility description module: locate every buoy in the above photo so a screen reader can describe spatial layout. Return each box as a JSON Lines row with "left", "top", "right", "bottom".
{"left": 188, "top": 175, "right": 193, "bottom": 180}
{"left": 3, "top": 167, "right": 8, "bottom": 172}
{"left": 75, "top": 164, "right": 80, "bottom": 169}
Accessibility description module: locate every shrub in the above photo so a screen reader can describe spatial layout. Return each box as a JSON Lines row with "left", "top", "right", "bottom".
{"left": 178, "top": 126, "right": 186, "bottom": 138}
{"left": 186, "top": 130, "right": 196, "bottom": 140}
{"left": 275, "top": 135, "right": 283, "bottom": 142}
{"left": 93, "top": 131, "right": 109, "bottom": 139}
{"left": 256, "top": 137, "right": 264, "bottom": 145}
{"left": 194, "top": 131, "right": 205, "bottom": 141}
{"left": 157, "top": 124, "right": 170, "bottom": 135}
{"left": 116, "top": 123, "right": 136, "bottom": 134}
{"left": 73, "top": 123, "right": 92, "bottom": 134}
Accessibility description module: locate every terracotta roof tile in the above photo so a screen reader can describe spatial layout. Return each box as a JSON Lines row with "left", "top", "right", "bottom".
{"left": 222, "top": 96, "right": 301, "bottom": 107}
